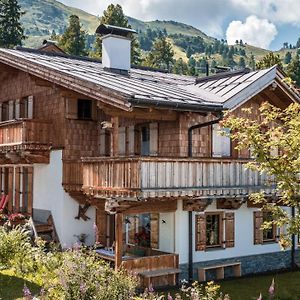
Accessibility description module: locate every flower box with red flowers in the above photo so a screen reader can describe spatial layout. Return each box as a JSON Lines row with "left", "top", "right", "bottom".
{"left": 8, "top": 213, "right": 28, "bottom": 226}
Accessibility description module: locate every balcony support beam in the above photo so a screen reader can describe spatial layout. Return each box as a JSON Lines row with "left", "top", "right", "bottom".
{"left": 115, "top": 212, "right": 123, "bottom": 270}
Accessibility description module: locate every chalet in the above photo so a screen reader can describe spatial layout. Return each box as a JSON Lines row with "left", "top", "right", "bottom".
{"left": 0, "top": 25, "right": 299, "bottom": 287}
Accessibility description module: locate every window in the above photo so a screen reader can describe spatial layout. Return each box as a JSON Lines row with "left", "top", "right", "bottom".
{"left": 253, "top": 211, "right": 277, "bottom": 244}
{"left": 263, "top": 212, "right": 277, "bottom": 242}
{"left": 125, "top": 213, "right": 159, "bottom": 249}
{"left": 195, "top": 212, "right": 235, "bottom": 251}
{"left": 206, "top": 213, "right": 222, "bottom": 247}
{"left": 212, "top": 124, "right": 231, "bottom": 157}
{"left": 1, "top": 102, "right": 9, "bottom": 121}
{"left": 78, "top": 99, "right": 92, "bottom": 120}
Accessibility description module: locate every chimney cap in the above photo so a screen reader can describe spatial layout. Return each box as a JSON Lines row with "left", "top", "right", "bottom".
{"left": 96, "top": 24, "right": 137, "bottom": 37}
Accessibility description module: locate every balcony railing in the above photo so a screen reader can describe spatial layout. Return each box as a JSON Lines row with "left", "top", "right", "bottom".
{"left": 0, "top": 119, "right": 52, "bottom": 151}
{"left": 63, "top": 157, "right": 273, "bottom": 199}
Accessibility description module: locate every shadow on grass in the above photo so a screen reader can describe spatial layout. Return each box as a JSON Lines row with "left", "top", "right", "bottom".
{"left": 0, "top": 272, "right": 41, "bottom": 300}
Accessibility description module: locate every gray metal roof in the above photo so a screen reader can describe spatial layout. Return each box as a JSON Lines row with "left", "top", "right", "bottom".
{"left": 0, "top": 47, "right": 298, "bottom": 112}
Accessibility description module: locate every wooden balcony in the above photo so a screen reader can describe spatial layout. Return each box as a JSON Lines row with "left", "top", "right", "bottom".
{"left": 0, "top": 119, "right": 52, "bottom": 163}
{"left": 63, "top": 157, "right": 274, "bottom": 200}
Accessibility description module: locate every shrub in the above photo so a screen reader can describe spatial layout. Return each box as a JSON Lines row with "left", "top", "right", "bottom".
{"left": 47, "top": 248, "right": 138, "bottom": 300}
{"left": 0, "top": 225, "right": 34, "bottom": 272}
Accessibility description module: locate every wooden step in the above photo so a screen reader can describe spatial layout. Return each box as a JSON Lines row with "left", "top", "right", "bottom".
{"left": 35, "top": 224, "right": 53, "bottom": 233}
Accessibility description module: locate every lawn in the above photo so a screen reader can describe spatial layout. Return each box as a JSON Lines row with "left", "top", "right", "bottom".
{"left": 2, "top": 269, "right": 300, "bottom": 300}
{"left": 220, "top": 270, "right": 300, "bottom": 300}
{"left": 0, "top": 270, "right": 41, "bottom": 300}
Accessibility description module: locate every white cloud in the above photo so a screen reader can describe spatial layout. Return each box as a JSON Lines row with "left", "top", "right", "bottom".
{"left": 229, "top": 0, "right": 300, "bottom": 25}
{"left": 226, "top": 15, "right": 277, "bottom": 48}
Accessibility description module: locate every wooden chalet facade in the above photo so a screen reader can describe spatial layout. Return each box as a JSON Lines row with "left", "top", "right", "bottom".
{"left": 0, "top": 28, "right": 299, "bottom": 286}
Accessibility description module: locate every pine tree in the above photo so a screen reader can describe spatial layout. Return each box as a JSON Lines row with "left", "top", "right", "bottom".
{"left": 59, "top": 15, "right": 87, "bottom": 56}
{"left": 238, "top": 57, "right": 246, "bottom": 69}
{"left": 93, "top": 4, "right": 141, "bottom": 65}
{"left": 287, "top": 54, "right": 300, "bottom": 86}
{"left": 0, "top": 0, "right": 25, "bottom": 48}
{"left": 284, "top": 51, "right": 292, "bottom": 64}
{"left": 256, "top": 52, "right": 282, "bottom": 70}
{"left": 145, "top": 37, "right": 174, "bottom": 70}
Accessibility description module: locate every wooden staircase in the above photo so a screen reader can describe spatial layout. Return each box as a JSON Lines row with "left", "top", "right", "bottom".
{"left": 31, "top": 215, "right": 59, "bottom": 244}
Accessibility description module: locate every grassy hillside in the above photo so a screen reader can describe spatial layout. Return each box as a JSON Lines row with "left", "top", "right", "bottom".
{"left": 19, "top": 0, "right": 296, "bottom": 70}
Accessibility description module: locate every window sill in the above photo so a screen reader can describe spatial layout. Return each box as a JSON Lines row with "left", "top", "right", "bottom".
{"left": 205, "top": 246, "right": 225, "bottom": 252}
{"left": 263, "top": 240, "right": 277, "bottom": 244}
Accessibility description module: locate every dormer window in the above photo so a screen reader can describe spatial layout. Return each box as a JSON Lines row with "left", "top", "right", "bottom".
{"left": 78, "top": 99, "right": 92, "bottom": 120}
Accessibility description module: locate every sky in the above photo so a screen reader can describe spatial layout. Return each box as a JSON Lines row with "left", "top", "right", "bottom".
{"left": 60, "top": 0, "right": 300, "bottom": 50}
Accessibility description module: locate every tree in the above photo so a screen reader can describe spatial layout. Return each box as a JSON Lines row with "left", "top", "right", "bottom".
{"left": 93, "top": 4, "right": 141, "bottom": 65}
{"left": 287, "top": 54, "right": 300, "bottom": 86}
{"left": 223, "top": 102, "right": 300, "bottom": 249}
{"left": 238, "top": 57, "right": 246, "bottom": 69}
{"left": 0, "top": 0, "right": 25, "bottom": 48}
{"left": 284, "top": 51, "right": 292, "bottom": 64}
{"left": 256, "top": 52, "right": 282, "bottom": 69}
{"left": 59, "top": 15, "right": 87, "bottom": 56}
{"left": 145, "top": 37, "right": 174, "bottom": 70}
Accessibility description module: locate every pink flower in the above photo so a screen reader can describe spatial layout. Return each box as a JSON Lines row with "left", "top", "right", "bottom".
{"left": 167, "top": 292, "right": 173, "bottom": 300}
{"left": 268, "top": 278, "right": 275, "bottom": 296}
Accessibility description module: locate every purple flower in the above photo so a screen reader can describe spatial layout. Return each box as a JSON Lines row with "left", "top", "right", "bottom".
{"left": 23, "top": 284, "right": 32, "bottom": 298}
{"left": 148, "top": 283, "right": 154, "bottom": 293}
{"left": 167, "top": 292, "right": 173, "bottom": 300}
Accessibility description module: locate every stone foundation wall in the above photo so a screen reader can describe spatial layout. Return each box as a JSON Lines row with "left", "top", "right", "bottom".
{"left": 179, "top": 250, "right": 294, "bottom": 281}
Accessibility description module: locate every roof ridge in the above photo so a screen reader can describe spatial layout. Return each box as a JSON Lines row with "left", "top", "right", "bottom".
{"left": 14, "top": 46, "right": 102, "bottom": 63}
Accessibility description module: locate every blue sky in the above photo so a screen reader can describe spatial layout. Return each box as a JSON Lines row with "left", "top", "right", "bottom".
{"left": 60, "top": 0, "right": 300, "bottom": 50}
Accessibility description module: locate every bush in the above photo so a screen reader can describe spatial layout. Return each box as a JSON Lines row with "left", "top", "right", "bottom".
{"left": 0, "top": 225, "right": 34, "bottom": 272}
{"left": 47, "top": 248, "right": 138, "bottom": 300}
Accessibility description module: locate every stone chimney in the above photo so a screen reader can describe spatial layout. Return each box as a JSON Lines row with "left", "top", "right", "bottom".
{"left": 95, "top": 24, "right": 137, "bottom": 73}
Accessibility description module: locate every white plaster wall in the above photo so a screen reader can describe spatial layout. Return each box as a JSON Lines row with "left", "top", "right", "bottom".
{"left": 175, "top": 200, "right": 290, "bottom": 264}
{"left": 159, "top": 212, "right": 175, "bottom": 253}
{"left": 33, "top": 150, "right": 96, "bottom": 248}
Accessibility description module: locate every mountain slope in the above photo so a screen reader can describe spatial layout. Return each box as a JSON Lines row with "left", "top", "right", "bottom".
{"left": 19, "top": 0, "right": 216, "bottom": 47}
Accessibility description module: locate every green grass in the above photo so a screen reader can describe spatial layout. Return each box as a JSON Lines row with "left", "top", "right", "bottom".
{"left": 0, "top": 270, "right": 41, "bottom": 300}
{"left": 220, "top": 270, "right": 300, "bottom": 300}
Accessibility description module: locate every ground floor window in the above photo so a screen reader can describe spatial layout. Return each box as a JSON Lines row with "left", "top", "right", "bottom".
{"left": 195, "top": 211, "right": 235, "bottom": 251}
{"left": 125, "top": 213, "right": 159, "bottom": 249}
{"left": 254, "top": 211, "right": 278, "bottom": 244}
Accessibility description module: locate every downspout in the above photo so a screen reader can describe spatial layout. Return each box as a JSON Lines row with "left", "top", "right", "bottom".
{"left": 187, "top": 113, "right": 223, "bottom": 282}
{"left": 291, "top": 206, "right": 296, "bottom": 269}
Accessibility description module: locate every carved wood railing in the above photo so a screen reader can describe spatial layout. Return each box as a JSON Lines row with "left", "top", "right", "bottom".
{"left": 0, "top": 119, "right": 52, "bottom": 150}
{"left": 73, "top": 157, "right": 274, "bottom": 199}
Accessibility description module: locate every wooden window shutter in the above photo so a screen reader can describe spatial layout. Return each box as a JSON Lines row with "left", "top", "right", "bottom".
{"left": 8, "top": 100, "right": 15, "bottom": 120}
{"left": 224, "top": 212, "right": 235, "bottom": 248}
{"left": 149, "top": 123, "right": 158, "bottom": 156}
{"left": 254, "top": 211, "right": 263, "bottom": 244}
{"left": 150, "top": 213, "right": 159, "bottom": 249}
{"left": 127, "top": 125, "right": 135, "bottom": 156}
{"left": 66, "top": 98, "right": 78, "bottom": 119}
{"left": 27, "top": 96, "right": 34, "bottom": 119}
{"left": 15, "top": 99, "right": 20, "bottom": 119}
{"left": 27, "top": 167, "right": 33, "bottom": 215}
{"left": 118, "top": 127, "right": 126, "bottom": 156}
{"left": 195, "top": 213, "right": 206, "bottom": 251}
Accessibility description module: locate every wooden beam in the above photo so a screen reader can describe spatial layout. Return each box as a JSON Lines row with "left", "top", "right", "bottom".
{"left": 115, "top": 213, "right": 123, "bottom": 270}
{"left": 100, "top": 105, "right": 178, "bottom": 121}
{"left": 111, "top": 116, "right": 119, "bottom": 157}
{"left": 216, "top": 198, "right": 244, "bottom": 210}
{"left": 183, "top": 199, "right": 213, "bottom": 212}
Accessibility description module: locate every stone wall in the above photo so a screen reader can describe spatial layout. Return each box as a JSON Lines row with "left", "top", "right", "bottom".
{"left": 179, "top": 250, "right": 293, "bottom": 281}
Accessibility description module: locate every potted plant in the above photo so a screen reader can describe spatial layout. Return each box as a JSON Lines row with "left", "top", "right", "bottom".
{"left": 0, "top": 213, "right": 8, "bottom": 226}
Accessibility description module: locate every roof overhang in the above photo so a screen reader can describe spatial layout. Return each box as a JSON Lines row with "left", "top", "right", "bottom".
{"left": 0, "top": 49, "right": 132, "bottom": 112}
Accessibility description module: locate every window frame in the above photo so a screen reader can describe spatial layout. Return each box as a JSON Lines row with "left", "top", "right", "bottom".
{"left": 262, "top": 211, "right": 277, "bottom": 243}
{"left": 205, "top": 212, "right": 223, "bottom": 248}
